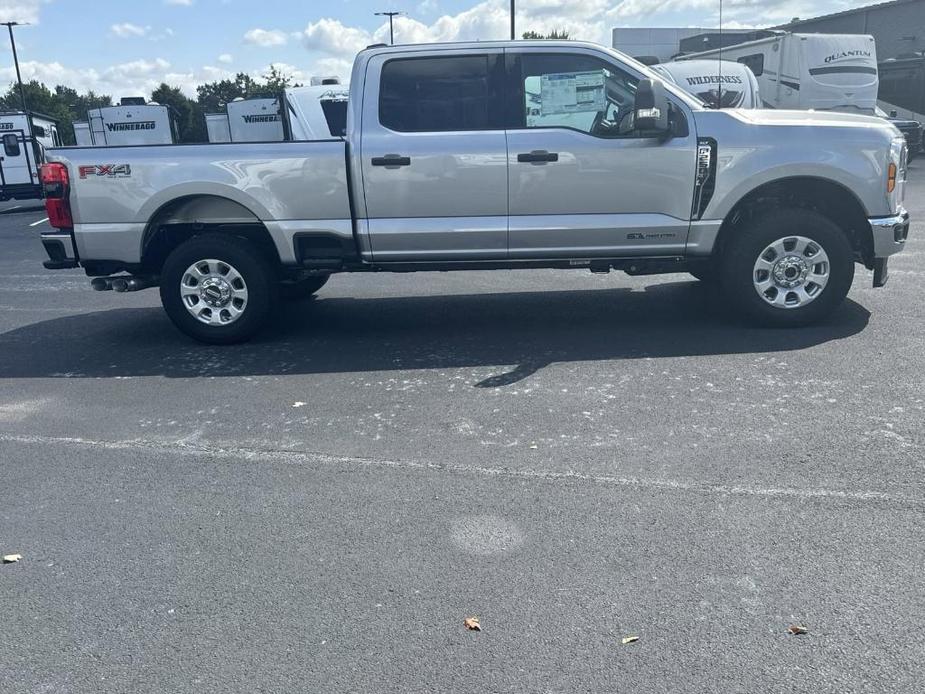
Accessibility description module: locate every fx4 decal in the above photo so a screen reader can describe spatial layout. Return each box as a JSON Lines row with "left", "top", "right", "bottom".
{"left": 79, "top": 164, "right": 132, "bottom": 179}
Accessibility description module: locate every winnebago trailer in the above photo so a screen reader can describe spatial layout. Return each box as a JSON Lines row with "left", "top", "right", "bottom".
{"left": 284, "top": 82, "right": 350, "bottom": 139}
{"left": 205, "top": 113, "right": 231, "bottom": 143}
{"left": 85, "top": 102, "right": 177, "bottom": 146}
{"left": 682, "top": 33, "right": 878, "bottom": 114}
{"left": 0, "top": 111, "right": 60, "bottom": 201}
{"left": 652, "top": 60, "right": 760, "bottom": 108}
{"left": 226, "top": 98, "right": 284, "bottom": 143}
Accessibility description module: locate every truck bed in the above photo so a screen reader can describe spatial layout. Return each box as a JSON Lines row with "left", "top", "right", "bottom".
{"left": 46, "top": 140, "right": 351, "bottom": 266}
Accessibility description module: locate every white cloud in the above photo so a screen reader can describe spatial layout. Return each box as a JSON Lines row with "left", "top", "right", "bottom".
{"left": 217, "top": 53, "right": 233, "bottom": 64}
{"left": 110, "top": 23, "right": 149, "bottom": 38}
{"left": 165, "top": 0, "right": 193, "bottom": 5}
{"left": 0, "top": 57, "right": 236, "bottom": 98}
{"left": 0, "top": 0, "right": 43, "bottom": 23}
{"left": 244, "top": 28, "right": 288, "bottom": 47}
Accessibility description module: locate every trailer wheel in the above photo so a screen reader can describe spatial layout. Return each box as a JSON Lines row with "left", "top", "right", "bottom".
{"left": 280, "top": 275, "right": 329, "bottom": 301}
{"left": 160, "top": 233, "right": 277, "bottom": 344}
{"left": 719, "top": 208, "right": 854, "bottom": 327}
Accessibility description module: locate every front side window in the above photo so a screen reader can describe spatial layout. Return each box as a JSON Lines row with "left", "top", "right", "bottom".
{"left": 379, "top": 55, "right": 502, "bottom": 132}
{"left": 518, "top": 53, "right": 640, "bottom": 138}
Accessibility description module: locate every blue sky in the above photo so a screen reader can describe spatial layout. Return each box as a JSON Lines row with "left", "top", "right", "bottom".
{"left": 0, "top": 0, "right": 873, "bottom": 97}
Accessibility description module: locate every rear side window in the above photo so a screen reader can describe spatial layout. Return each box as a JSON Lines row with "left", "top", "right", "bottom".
{"left": 737, "top": 54, "right": 764, "bottom": 77}
{"left": 379, "top": 55, "right": 502, "bottom": 132}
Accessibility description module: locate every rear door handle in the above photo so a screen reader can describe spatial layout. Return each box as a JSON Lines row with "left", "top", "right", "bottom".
{"left": 371, "top": 154, "right": 411, "bottom": 168}
{"left": 517, "top": 150, "right": 559, "bottom": 163}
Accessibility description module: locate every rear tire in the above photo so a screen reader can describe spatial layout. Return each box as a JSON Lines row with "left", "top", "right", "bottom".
{"left": 160, "top": 233, "right": 277, "bottom": 344}
{"left": 719, "top": 208, "right": 854, "bottom": 327}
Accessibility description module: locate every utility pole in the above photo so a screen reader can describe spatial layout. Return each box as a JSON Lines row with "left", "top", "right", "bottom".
{"left": 374, "top": 11, "right": 404, "bottom": 46}
{"left": 1, "top": 22, "right": 28, "bottom": 112}
{"left": 510, "top": 0, "right": 515, "bottom": 40}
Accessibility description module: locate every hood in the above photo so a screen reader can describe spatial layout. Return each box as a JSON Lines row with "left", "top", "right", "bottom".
{"left": 732, "top": 108, "right": 894, "bottom": 131}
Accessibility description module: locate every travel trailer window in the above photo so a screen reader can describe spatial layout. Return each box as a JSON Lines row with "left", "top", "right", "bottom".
{"left": 737, "top": 54, "right": 764, "bottom": 77}
{"left": 2, "top": 133, "right": 20, "bottom": 157}
{"left": 33, "top": 125, "right": 46, "bottom": 138}
{"left": 320, "top": 99, "right": 348, "bottom": 137}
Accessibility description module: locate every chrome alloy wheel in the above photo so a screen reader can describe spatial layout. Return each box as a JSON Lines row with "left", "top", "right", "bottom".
{"left": 180, "top": 259, "right": 249, "bottom": 325}
{"left": 752, "top": 235, "right": 830, "bottom": 309}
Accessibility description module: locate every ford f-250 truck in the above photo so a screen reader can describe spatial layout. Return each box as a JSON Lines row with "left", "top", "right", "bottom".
{"left": 38, "top": 40, "right": 910, "bottom": 344}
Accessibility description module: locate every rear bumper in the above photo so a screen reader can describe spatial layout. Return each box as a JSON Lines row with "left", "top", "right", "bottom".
{"left": 40, "top": 230, "right": 79, "bottom": 270}
{"left": 868, "top": 207, "right": 909, "bottom": 288}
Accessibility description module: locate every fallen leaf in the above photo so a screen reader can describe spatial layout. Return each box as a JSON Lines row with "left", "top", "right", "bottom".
{"left": 464, "top": 616, "right": 481, "bottom": 631}
{"left": 788, "top": 624, "right": 808, "bottom": 635}
{"left": 621, "top": 636, "right": 639, "bottom": 645}
{"left": 292, "top": 402, "right": 307, "bottom": 408}
{"left": 3, "top": 554, "right": 22, "bottom": 563}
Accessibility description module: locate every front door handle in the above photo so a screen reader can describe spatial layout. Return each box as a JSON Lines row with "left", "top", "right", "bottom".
{"left": 517, "top": 150, "right": 559, "bottom": 164}
{"left": 371, "top": 154, "right": 411, "bottom": 168}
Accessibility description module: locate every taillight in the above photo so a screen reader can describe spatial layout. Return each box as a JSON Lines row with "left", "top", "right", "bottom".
{"left": 40, "top": 163, "right": 73, "bottom": 229}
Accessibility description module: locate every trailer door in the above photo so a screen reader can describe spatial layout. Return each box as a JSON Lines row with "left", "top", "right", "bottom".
{"left": 0, "top": 129, "right": 35, "bottom": 191}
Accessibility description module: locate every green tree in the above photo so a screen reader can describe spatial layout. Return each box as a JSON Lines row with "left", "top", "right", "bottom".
{"left": 522, "top": 30, "right": 571, "bottom": 39}
{"left": 195, "top": 73, "right": 260, "bottom": 113}
{"left": 151, "top": 83, "right": 206, "bottom": 143}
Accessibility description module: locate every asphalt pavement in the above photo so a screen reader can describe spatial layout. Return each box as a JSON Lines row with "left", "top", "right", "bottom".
{"left": 1, "top": 169, "right": 923, "bottom": 693}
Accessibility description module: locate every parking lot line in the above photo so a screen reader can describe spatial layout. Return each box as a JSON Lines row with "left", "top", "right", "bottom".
{"left": 28, "top": 217, "right": 49, "bottom": 227}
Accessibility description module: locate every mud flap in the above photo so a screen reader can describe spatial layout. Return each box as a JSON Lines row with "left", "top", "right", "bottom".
{"left": 873, "top": 258, "right": 889, "bottom": 288}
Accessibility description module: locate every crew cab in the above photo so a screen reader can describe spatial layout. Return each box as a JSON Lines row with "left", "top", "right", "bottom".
{"left": 39, "top": 40, "right": 910, "bottom": 344}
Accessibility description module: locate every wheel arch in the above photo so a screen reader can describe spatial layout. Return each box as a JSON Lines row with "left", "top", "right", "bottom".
{"left": 714, "top": 176, "right": 873, "bottom": 265}
{"left": 139, "top": 191, "right": 282, "bottom": 272}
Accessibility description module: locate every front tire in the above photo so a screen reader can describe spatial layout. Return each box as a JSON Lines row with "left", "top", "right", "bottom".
{"left": 160, "top": 233, "right": 277, "bottom": 344}
{"left": 719, "top": 209, "right": 854, "bottom": 327}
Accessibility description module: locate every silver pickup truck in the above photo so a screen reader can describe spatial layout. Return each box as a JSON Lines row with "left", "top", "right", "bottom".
{"left": 39, "top": 40, "right": 910, "bottom": 344}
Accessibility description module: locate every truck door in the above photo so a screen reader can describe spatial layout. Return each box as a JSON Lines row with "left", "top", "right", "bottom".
{"left": 359, "top": 50, "right": 508, "bottom": 261}
{"left": 505, "top": 48, "right": 697, "bottom": 258}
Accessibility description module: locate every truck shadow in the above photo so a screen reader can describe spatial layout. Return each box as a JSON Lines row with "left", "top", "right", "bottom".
{"left": 0, "top": 281, "right": 870, "bottom": 386}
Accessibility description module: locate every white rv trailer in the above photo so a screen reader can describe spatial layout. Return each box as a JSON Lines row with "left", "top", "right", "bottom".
{"left": 652, "top": 60, "right": 761, "bottom": 109}
{"left": 205, "top": 113, "right": 231, "bottom": 143}
{"left": 681, "top": 33, "right": 878, "bottom": 114}
{"left": 206, "top": 83, "right": 350, "bottom": 143}
{"left": 85, "top": 103, "right": 177, "bottom": 146}
{"left": 226, "top": 98, "right": 285, "bottom": 143}
{"left": 284, "top": 83, "right": 350, "bottom": 139}
{"left": 0, "top": 111, "right": 60, "bottom": 201}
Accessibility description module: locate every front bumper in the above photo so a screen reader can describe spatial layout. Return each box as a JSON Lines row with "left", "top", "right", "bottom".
{"left": 868, "top": 207, "right": 909, "bottom": 287}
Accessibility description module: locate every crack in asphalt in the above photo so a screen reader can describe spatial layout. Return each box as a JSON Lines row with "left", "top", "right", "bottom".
{"left": 1, "top": 432, "right": 922, "bottom": 508}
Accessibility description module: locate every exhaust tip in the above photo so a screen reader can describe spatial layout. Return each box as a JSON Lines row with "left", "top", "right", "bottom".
{"left": 111, "top": 279, "right": 129, "bottom": 293}
{"left": 90, "top": 278, "right": 112, "bottom": 291}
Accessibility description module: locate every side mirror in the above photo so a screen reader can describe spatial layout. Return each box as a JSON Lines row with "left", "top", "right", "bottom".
{"left": 635, "top": 78, "right": 670, "bottom": 134}
{"left": 2, "top": 133, "right": 20, "bottom": 157}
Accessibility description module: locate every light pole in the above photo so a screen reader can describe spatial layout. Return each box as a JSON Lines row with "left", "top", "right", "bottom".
{"left": 375, "top": 11, "right": 404, "bottom": 46}
{"left": 1, "top": 21, "right": 28, "bottom": 112}
{"left": 510, "top": 0, "right": 515, "bottom": 40}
